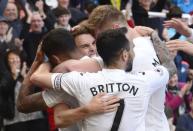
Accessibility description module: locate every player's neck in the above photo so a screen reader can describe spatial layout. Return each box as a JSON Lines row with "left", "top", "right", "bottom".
{"left": 106, "top": 62, "right": 126, "bottom": 70}
{"left": 70, "top": 49, "right": 84, "bottom": 59}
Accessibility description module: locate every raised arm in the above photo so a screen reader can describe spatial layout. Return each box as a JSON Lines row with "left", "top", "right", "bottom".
{"left": 151, "top": 31, "right": 177, "bottom": 78}
{"left": 17, "top": 44, "right": 48, "bottom": 113}
{"left": 166, "top": 40, "right": 193, "bottom": 56}
{"left": 164, "top": 18, "right": 192, "bottom": 38}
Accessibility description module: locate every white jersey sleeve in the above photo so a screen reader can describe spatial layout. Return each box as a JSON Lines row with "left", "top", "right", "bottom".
{"left": 42, "top": 89, "right": 79, "bottom": 108}
{"left": 142, "top": 66, "right": 169, "bottom": 94}
{"left": 51, "top": 72, "right": 83, "bottom": 99}
{"left": 42, "top": 90, "right": 66, "bottom": 108}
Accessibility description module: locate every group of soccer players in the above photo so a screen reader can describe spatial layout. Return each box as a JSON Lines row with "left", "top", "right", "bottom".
{"left": 17, "top": 5, "right": 177, "bottom": 131}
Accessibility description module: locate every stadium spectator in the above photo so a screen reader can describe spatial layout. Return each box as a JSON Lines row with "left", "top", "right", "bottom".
{"left": 165, "top": 73, "right": 192, "bottom": 124}
{"left": 0, "top": 50, "right": 49, "bottom": 131}
{"left": 0, "top": 16, "right": 18, "bottom": 73}
{"left": 176, "top": 94, "right": 193, "bottom": 131}
{"left": 22, "top": 12, "right": 47, "bottom": 66}
{"left": 53, "top": 7, "right": 71, "bottom": 30}
{"left": 31, "top": 0, "right": 55, "bottom": 31}
{"left": 53, "top": 0, "right": 87, "bottom": 26}
{"left": 3, "top": 2, "right": 23, "bottom": 38}
{"left": 132, "top": 0, "right": 167, "bottom": 40}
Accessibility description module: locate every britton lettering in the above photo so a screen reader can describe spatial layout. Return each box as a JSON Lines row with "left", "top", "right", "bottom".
{"left": 90, "top": 83, "right": 139, "bottom": 96}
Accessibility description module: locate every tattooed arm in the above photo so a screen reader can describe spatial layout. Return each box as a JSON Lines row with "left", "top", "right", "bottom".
{"left": 151, "top": 31, "right": 177, "bottom": 78}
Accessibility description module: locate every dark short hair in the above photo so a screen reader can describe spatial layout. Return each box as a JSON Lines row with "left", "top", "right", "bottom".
{"left": 96, "top": 27, "right": 129, "bottom": 66}
{"left": 54, "top": 7, "right": 71, "bottom": 18}
{"left": 42, "top": 28, "right": 76, "bottom": 58}
{"left": 72, "top": 24, "right": 93, "bottom": 38}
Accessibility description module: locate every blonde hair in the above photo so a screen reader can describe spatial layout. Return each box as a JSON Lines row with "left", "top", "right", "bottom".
{"left": 87, "top": 5, "right": 127, "bottom": 30}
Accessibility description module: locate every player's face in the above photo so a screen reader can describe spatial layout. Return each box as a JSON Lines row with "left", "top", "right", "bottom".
{"left": 75, "top": 34, "right": 96, "bottom": 57}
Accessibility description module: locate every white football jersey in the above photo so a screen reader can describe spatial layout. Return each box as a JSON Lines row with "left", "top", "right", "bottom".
{"left": 132, "top": 37, "right": 170, "bottom": 131}
{"left": 51, "top": 66, "right": 169, "bottom": 131}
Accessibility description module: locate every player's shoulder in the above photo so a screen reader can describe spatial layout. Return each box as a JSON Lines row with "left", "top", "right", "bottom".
{"left": 131, "top": 66, "right": 168, "bottom": 78}
{"left": 68, "top": 70, "right": 101, "bottom": 78}
{"left": 128, "top": 71, "right": 149, "bottom": 82}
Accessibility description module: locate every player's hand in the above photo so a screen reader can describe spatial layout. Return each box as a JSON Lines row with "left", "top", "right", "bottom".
{"left": 34, "top": 42, "right": 44, "bottom": 63}
{"left": 134, "top": 26, "right": 154, "bottom": 37}
{"left": 166, "top": 40, "right": 191, "bottom": 52}
{"left": 85, "top": 93, "right": 120, "bottom": 115}
{"left": 164, "top": 18, "right": 192, "bottom": 37}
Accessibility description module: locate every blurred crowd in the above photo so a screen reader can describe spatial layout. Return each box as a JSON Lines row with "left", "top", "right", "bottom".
{"left": 0, "top": 0, "right": 193, "bottom": 131}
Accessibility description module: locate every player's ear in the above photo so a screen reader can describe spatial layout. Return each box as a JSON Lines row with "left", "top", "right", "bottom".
{"left": 127, "top": 50, "right": 134, "bottom": 62}
{"left": 50, "top": 55, "right": 61, "bottom": 66}
{"left": 121, "top": 49, "right": 129, "bottom": 62}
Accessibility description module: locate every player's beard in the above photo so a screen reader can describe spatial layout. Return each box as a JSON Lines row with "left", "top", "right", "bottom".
{"left": 126, "top": 60, "right": 133, "bottom": 72}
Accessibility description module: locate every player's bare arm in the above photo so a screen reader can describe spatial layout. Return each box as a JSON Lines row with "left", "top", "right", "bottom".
{"left": 166, "top": 40, "right": 193, "bottom": 56}
{"left": 52, "top": 58, "right": 102, "bottom": 73}
{"left": 30, "top": 62, "right": 53, "bottom": 88}
{"left": 151, "top": 31, "right": 177, "bottom": 78}
{"left": 17, "top": 43, "right": 48, "bottom": 113}
{"left": 54, "top": 93, "right": 120, "bottom": 128}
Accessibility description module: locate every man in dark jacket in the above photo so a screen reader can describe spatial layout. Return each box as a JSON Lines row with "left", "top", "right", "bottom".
{"left": 23, "top": 12, "right": 47, "bottom": 66}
